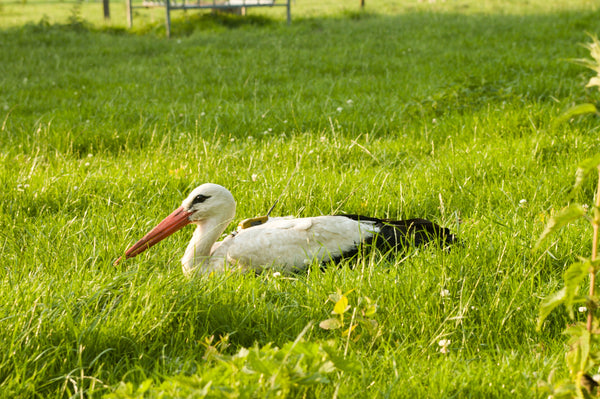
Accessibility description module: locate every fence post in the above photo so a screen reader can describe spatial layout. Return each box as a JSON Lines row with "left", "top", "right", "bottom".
{"left": 103, "top": 0, "right": 110, "bottom": 19}
{"left": 126, "top": 0, "right": 133, "bottom": 27}
{"left": 165, "top": 0, "right": 171, "bottom": 38}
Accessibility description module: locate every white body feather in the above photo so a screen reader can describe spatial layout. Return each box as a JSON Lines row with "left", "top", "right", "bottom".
{"left": 182, "top": 215, "right": 379, "bottom": 275}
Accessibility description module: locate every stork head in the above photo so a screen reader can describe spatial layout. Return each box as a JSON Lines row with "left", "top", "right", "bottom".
{"left": 181, "top": 183, "right": 236, "bottom": 225}
{"left": 114, "top": 183, "right": 236, "bottom": 264}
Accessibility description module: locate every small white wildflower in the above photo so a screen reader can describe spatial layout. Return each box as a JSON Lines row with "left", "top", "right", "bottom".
{"left": 251, "top": 174, "right": 258, "bottom": 182}
{"left": 583, "top": 204, "right": 590, "bottom": 212}
{"left": 336, "top": 107, "right": 343, "bottom": 112}
{"left": 432, "top": 118, "right": 437, "bottom": 124}
{"left": 230, "top": 138, "right": 235, "bottom": 142}
{"left": 87, "top": 153, "right": 93, "bottom": 158}
{"left": 73, "top": 186, "right": 79, "bottom": 191}
{"left": 320, "top": 136, "right": 326, "bottom": 142}
{"left": 519, "top": 199, "right": 527, "bottom": 207}
{"left": 440, "top": 289, "right": 450, "bottom": 297}
{"left": 272, "top": 272, "right": 281, "bottom": 278}
{"left": 346, "top": 99, "right": 353, "bottom": 104}
{"left": 84, "top": 162, "right": 90, "bottom": 167}
{"left": 579, "top": 306, "right": 588, "bottom": 313}
{"left": 283, "top": 120, "right": 288, "bottom": 124}
{"left": 200, "top": 112, "right": 206, "bottom": 116}
{"left": 438, "top": 339, "right": 451, "bottom": 354}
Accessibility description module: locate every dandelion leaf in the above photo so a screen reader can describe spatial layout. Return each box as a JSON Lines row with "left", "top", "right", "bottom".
{"left": 333, "top": 295, "right": 349, "bottom": 315}
{"left": 319, "top": 318, "right": 342, "bottom": 330}
{"left": 575, "top": 155, "right": 600, "bottom": 191}
{"left": 556, "top": 103, "right": 598, "bottom": 125}
{"left": 563, "top": 261, "right": 590, "bottom": 318}
{"left": 565, "top": 324, "right": 592, "bottom": 376}
{"left": 536, "top": 204, "right": 586, "bottom": 248}
{"left": 538, "top": 287, "right": 567, "bottom": 330}
{"left": 321, "top": 344, "right": 361, "bottom": 373}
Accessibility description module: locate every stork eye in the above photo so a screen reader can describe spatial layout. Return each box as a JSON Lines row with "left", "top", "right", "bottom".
{"left": 192, "top": 194, "right": 210, "bottom": 205}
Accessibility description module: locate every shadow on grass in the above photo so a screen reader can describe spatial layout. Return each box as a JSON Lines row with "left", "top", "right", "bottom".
{"left": 137, "top": 11, "right": 278, "bottom": 36}
{"left": 3, "top": 273, "right": 308, "bottom": 396}
{"left": 20, "top": 8, "right": 280, "bottom": 37}
{"left": 17, "top": 5, "right": 388, "bottom": 38}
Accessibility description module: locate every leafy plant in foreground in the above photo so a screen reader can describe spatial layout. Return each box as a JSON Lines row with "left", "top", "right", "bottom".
{"left": 537, "top": 35, "right": 600, "bottom": 399}
{"left": 319, "top": 288, "right": 380, "bottom": 355}
{"left": 104, "top": 325, "right": 355, "bottom": 398}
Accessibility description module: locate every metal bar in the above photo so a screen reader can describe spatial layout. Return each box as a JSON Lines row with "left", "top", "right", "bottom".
{"left": 168, "top": 2, "right": 285, "bottom": 9}
{"left": 128, "top": 0, "right": 290, "bottom": 33}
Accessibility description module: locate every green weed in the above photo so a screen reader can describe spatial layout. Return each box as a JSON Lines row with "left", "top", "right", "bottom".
{"left": 537, "top": 35, "right": 600, "bottom": 399}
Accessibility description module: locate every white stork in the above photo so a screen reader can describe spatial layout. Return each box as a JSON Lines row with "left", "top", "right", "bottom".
{"left": 115, "top": 183, "right": 455, "bottom": 275}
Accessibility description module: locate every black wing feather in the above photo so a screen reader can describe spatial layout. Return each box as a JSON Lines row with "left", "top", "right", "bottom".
{"left": 335, "top": 214, "right": 456, "bottom": 257}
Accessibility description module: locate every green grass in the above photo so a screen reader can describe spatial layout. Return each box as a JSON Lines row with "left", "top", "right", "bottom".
{"left": 2, "top": 0, "right": 600, "bottom": 397}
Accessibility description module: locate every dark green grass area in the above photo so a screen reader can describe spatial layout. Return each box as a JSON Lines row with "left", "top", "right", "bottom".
{"left": 2, "top": 1, "right": 600, "bottom": 397}
{"left": 2, "top": 8, "right": 598, "bottom": 154}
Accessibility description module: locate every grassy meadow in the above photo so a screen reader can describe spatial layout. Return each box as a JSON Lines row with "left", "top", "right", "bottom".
{"left": 2, "top": 0, "right": 600, "bottom": 397}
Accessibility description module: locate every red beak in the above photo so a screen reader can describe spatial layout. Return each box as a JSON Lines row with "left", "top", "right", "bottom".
{"left": 114, "top": 206, "right": 192, "bottom": 265}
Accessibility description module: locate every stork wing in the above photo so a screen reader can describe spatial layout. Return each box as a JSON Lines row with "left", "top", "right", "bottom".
{"left": 214, "top": 216, "right": 378, "bottom": 273}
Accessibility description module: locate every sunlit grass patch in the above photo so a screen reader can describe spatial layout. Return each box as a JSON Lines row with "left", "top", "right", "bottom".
{"left": 2, "top": 0, "right": 600, "bottom": 396}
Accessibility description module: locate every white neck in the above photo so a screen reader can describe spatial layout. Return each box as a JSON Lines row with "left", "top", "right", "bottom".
{"left": 181, "top": 218, "right": 230, "bottom": 275}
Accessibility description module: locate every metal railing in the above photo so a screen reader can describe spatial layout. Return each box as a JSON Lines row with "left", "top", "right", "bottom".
{"left": 126, "top": 0, "right": 291, "bottom": 37}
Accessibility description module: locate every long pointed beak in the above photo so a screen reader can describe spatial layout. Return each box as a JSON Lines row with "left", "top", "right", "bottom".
{"left": 114, "top": 206, "right": 192, "bottom": 265}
